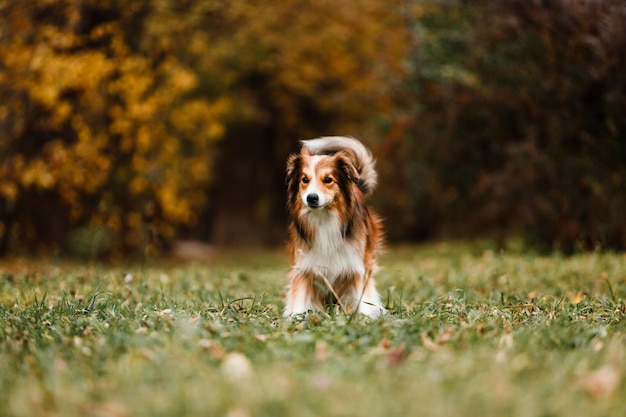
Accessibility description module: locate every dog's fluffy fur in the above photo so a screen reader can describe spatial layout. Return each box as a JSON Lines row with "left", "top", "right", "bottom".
{"left": 284, "top": 136, "right": 384, "bottom": 317}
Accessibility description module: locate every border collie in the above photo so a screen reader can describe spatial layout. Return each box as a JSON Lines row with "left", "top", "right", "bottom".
{"left": 284, "top": 136, "right": 384, "bottom": 318}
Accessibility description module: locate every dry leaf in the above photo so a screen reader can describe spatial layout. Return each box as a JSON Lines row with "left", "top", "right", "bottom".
{"left": 387, "top": 345, "right": 408, "bottom": 367}
{"left": 438, "top": 328, "right": 454, "bottom": 345}
{"left": 499, "top": 332, "right": 514, "bottom": 349}
{"left": 253, "top": 333, "right": 268, "bottom": 342}
{"left": 226, "top": 407, "right": 251, "bottom": 417}
{"left": 421, "top": 329, "right": 454, "bottom": 352}
{"left": 312, "top": 374, "right": 332, "bottom": 391}
{"left": 198, "top": 339, "right": 226, "bottom": 359}
{"left": 83, "top": 402, "right": 129, "bottom": 417}
{"left": 315, "top": 340, "right": 328, "bottom": 362}
{"left": 221, "top": 352, "right": 253, "bottom": 381}
{"left": 379, "top": 338, "right": 391, "bottom": 349}
{"left": 579, "top": 366, "right": 621, "bottom": 399}
{"left": 420, "top": 333, "right": 439, "bottom": 351}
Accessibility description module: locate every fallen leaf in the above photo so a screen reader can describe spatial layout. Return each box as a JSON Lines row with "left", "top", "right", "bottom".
{"left": 438, "top": 328, "right": 454, "bottom": 345}
{"left": 579, "top": 366, "right": 621, "bottom": 399}
{"left": 420, "top": 329, "right": 454, "bottom": 351}
{"left": 499, "top": 332, "right": 514, "bottom": 349}
{"left": 221, "top": 352, "right": 253, "bottom": 381}
{"left": 315, "top": 340, "right": 328, "bottom": 362}
{"left": 420, "top": 333, "right": 439, "bottom": 351}
{"left": 312, "top": 374, "right": 332, "bottom": 390}
{"left": 387, "top": 345, "right": 408, "bottom": 367}
{"left": 198, "top": 339, "right": 226, "bottom": 359}
{"left": 83, "top": 402, "right": 129, "bottom": 417}
{"left": 253, "top": 333, "right": 268, "bottom": 342}
{"left": 379, "top": 338, "right": 390, "bottom": 349}
{"left": 226, "top": 407, "right": 251, "bottom": 417}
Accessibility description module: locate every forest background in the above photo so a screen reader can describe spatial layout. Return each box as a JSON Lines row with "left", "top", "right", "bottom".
{"left": 0, "top": 0, "right": 625, "bottom": 259}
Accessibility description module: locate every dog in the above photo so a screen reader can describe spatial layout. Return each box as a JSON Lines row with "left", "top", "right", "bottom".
{"left": 284, "top": 136, "right": 384, "bottom": 318}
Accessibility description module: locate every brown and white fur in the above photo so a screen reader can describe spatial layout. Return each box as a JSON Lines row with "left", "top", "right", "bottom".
{"left": 284, "top": 136, "right": 384, "bottom": 318}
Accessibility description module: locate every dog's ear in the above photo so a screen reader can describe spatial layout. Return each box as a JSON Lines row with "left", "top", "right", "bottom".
{"left": 286, "top": 153, "right": 300, "bottom": 183}
{"left": 334, "top": 152, "right": 359, "bottom": 185}
{"left": 286, "top": 153, "right": 302, "bottom": 210}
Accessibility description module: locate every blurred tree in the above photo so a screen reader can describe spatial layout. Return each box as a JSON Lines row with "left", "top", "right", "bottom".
{"left": 392, "top": 0, "right": 626, "bottom": 251}
{"left": 0, "top": 0, "right": 228, "bottom": 257}
{"left": 472, "top": 0, "right": 626, "bottom": 251}
{"left": 196, "top": 0, "right": 407, "bottom": 246}
{"left": 3, "top": 0, "right": 623, "bottom": 256}
{"left": 0, "top": 0, "right": 406, "bottom": 255}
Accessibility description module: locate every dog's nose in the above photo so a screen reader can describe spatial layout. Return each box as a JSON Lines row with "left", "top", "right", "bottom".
{"left": 306, "top": 193, "right": 319, "bottom": 207}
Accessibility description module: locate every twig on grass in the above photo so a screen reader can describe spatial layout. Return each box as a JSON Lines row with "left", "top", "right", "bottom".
{"left": 317, "top": 272, "right": 348, "bottom": 316}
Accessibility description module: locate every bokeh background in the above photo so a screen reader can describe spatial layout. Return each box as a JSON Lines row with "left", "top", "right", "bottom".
{"left": 1, "top": 0, "right": 625, "bottom": 258}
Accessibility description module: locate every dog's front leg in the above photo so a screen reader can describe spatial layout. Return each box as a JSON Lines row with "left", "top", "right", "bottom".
{"left": 283, "top": 270, "right": 323, "bottom": 317}
{"left": 338, "top": 272, "right": 384, "bottom": 318}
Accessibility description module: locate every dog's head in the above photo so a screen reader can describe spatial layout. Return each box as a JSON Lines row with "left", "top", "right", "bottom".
{"left": 286, "top": 149, "right": 359, "bottom": 214}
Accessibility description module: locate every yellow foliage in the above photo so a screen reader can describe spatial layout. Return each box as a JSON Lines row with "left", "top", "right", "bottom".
{"left": 0, "top": 0, "right": 405, "bottom": 255}
{"left": 21, "top": 159, "right": 55, "bottom": 189}
{"left": 0, "top": 182, "right": 18, "bottom": 201}
{"left": 0, "top": 0, "right": 230, "bottom": 254}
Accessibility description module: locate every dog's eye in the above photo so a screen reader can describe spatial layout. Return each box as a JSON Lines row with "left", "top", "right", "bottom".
{"left": 322, "top": 176, "right": 333, "bottom": 184}
{"left": 301, "top": 176, "right": 309, "bottom": 184}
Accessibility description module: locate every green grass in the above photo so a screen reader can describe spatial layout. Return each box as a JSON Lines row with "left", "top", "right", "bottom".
{"left": 1, "top": 243, "right": 625, "bottom": 417}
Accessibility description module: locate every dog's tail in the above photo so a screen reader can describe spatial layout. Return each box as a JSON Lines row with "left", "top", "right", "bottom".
{"left": 301, "top": 136, "right": 378, "bottom": 196}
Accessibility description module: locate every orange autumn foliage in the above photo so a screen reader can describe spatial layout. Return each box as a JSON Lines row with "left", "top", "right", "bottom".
{"left": 0, "top": 0, "right": 406, "bottom": 256}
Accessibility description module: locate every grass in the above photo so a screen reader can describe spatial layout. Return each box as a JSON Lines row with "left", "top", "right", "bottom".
{"left": 1, "top": 243, "right": 625, "bottom": 417}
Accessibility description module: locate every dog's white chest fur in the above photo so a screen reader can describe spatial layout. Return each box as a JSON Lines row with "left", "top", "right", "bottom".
{"left": 295, "top": 211, "right": 364, "bottom": 280}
